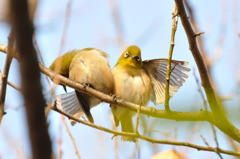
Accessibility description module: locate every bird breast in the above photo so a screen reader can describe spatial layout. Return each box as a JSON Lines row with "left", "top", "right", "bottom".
{"left": 112, "top": 66, "right": 151, "bottom": 106}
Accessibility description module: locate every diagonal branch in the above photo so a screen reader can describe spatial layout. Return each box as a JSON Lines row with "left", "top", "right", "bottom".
{"left": 0, "top": 43, "right": 213, "bottom": 123}
{"left": 175, "top": 0, "right": 240, "bottom": 142}
{"left": 52, "top": 106, "right": 240, "bottom": 157}
{"left": 107, "top": 0, "right": 125, "bottom": 49}
{"left": 40, "top": 62, "right": 212, "bottom": 122}
{"left": 1, "top": 43, "right": 240, "bottom": 144}
{"left": 0, "top": 30, "right": 15, "bottom": 124}
{"left": 193, "top": 69, "right": 223, "bottom": 158}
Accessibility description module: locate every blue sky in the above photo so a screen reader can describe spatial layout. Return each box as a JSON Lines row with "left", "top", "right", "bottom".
{"left": 0, "top": 0, "right": 239, "bottom": 158}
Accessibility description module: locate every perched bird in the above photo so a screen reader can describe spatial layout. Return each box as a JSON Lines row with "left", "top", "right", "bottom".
{"left": 111, "top": 45, "right": 190, "bottom": 142}
{"left": 50, "top": 48, "right": 114, "bottom": 124}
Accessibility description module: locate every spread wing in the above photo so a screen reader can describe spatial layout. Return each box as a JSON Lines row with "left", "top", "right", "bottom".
{"left": 143, "top": 59, "right": 190, "bottom": 105}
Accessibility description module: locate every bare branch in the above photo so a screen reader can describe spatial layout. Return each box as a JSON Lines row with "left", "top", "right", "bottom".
{"left": 33, "top": 34, "right": 52, "bottom": 89}
{"left": 1, "top": 43, "right": 240, "bottom": 151}
{"left": 200, "top": 135, "right": 210, "bottom": 148}
{"left": 175, "top": 0, "right": 240, "bottom": 143}
{"left": 52, "top": 106, "right": 240, "bottom": 157}
{"left": 7, "top": 81, "right": 22, "bottom": 92}
{"left": 58, "top": 121, "right": 63, "bottom": 159}
{"left": 9, "top": 0, "right": 52, "bottom": 158}
{"left": 0, "top": 30, "right": 15, "bottom": 123}
{"left": 39, "top": 62, "right": 212, "bottom": 122}
{"left": 193, "top": 69, "right": 223, "bottom": 158}
{"left": 3, "top": 44, "right": 240, "bottom": 144}
{"left": 59, "top": 0, "right": 73, "bottom": 54}
{"left": 107, "top": 0, "right": 125, "bottom": 49}
{"left": 62, "top": 116, "right": 81, "bottom": 159}
{"left": 164, "top": 3, "right": 179, "bottom": 111}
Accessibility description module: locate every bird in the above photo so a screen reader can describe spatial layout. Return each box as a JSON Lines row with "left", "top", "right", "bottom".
{"left": 50, "top": 48, "right": 114, "bottom": 124}
{"left": 110, "top": 45, "right": 190, "bottom": 142}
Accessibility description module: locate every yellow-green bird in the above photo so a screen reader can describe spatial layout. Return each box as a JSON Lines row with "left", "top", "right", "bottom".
{"left": 50, "top": 48, "right": 114, "bottom": 124}
{"left": 111, "top": 45, "right": 190, "bottom": 142}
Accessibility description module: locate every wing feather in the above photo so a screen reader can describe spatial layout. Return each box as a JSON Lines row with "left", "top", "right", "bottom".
{"left": 143, "top": 58, "right": 190, "bottom": 105}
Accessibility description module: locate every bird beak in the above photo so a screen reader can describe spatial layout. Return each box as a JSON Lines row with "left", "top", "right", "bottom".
{"left": 129, "top": 55, "right": 135, "bottom": 58}
{"left": 130, "top": 55, "right": 141, "bottom": 62}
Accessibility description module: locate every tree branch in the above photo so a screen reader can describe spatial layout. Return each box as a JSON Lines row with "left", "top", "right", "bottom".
{"left": 175, "top": 0, "right": 240, "bottom": 143}
{"left": 164, "top": 3, "right": 179, "bottom": 111}
{"left": 0, "top": 44, "right": 239, "bottom": 141}
{"left": 193, "top": 69, "right": 223, "bottom": 158}
{"left": 52, "top": 106, "right": 240, "bottom": 157}
{"left": 7, "top": 81, "right": 22, "bottom": 92}
{"left": 40, "top": 62, "right": 212, "bottom": 122}
{"left": 0, "top": 30, "right": 15, "bottom": 124}
{"left": 62, "top": 116, "right": 81, "bottom": 159}
{"left": 1, "top": 42, "right": 240, "bottom": 144}
{"left": 1, "top": 43, "right": 240, "bottom": 156}
{"left": 107, "top": 0, "right": 125, "bottom": 49}
{"left": 9, "top": 0, "right": 52, "bottom": 158}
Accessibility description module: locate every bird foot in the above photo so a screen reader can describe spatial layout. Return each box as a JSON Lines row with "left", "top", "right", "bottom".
{"left": 110, "top": 93, "right": 118, "bottom": 102}
{"left": 81, "top": 82, "right": 92, "bottom": 89}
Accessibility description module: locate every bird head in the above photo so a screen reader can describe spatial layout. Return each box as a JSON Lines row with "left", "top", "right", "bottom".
{"left": 117, "top": 45, "right": 143, "bottom": 69}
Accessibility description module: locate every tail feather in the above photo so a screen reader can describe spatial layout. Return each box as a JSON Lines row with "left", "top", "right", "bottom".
{"left": 63, "top": 100, "right": 79, "bottom": 114}
{"left": 55, "top": 91, "right": 84, "bottom": 125}
{"left": 75, "top": 91, "right": 94, "bottom": 123}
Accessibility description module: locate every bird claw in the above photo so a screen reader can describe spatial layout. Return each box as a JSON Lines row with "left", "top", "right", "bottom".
{"left": 82, "top": 82, "right": 92, "bottom": 89}
{"left": 110, "top": 93, "right": 118, "bottom": 102}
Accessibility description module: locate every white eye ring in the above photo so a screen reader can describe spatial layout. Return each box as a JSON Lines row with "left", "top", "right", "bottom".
{"left": 124, "top": 52, "right": 129, "bottom": 58}
{"left": 136, "top": 56, "right": 141, "bottom": 61}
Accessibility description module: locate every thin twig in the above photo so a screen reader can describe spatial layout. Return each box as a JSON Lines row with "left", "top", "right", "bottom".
{"left": 58, "top": 118, "right": 63, "bottom": 159}
{"left": 195, "top": 32, "right": 205, "bottom": 37}
{"left": 193, "top": 68, "right": 208, "bottom": 109}
{"left": 58, "top": 3, "right": 82, "bottom": 158}
{"left": 49, "top": 0, "right": 74, "bottom": 94}
{"left": 33, "top": 33, "right": 55, "bottom": 117}
{"left": 183, "top": 0, "right": 209, "bottom": 67}
{"left": 200, "top": 135, "right": 210, "bottom": 147}
{"left": 7, "top": 81, "right": 22, "bottom": 92}
{"left": 51, "top": 106, "right": 240, "bottom": 157}
{"left": 62, "top": 116, "right": 81, "bottom": 159}
{"left": 59, "top": 0, "right": 73, "bottom": 54}
{"left": 107, "top": 0, "right": 125, "bottom": 49}
{"left": 0, "top": 29, "right": 15, "bottom": 124}
{"left": 112, "top": 119, "right": 119, "bottom": 159}
{"left": 33, "top": 34, "right": 52, "bottom": 88}
{"left": 193, "top": 69, "right": 223, "bottom": 158}
{"left": 211, "top": 124, "right": 223, "bottom": 159}
{"left": 164, "top": 3, "right": 179, "bottom": 111}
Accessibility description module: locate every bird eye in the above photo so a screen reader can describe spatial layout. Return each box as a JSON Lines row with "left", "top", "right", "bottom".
{"left": 124, "top": 52, "right": 129, "bottom": 58}
{"left": 136, "top": 56, "right": 141, "bottom": 61}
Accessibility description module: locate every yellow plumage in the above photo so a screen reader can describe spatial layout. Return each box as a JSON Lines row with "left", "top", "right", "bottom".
{"left": 50, "top": 48, "right": 113, "bottom": 124}
{"left": 111, "top": 45, "right": 190, "bottom": 142}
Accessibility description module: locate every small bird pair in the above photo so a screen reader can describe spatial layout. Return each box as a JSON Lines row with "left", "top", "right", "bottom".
{"left": 50, "top": 45, "right": 190, "bottom": 142}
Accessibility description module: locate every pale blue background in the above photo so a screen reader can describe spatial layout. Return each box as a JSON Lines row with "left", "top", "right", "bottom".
{"left": 0, "top": 0, "right": 239, "bottom": 159}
